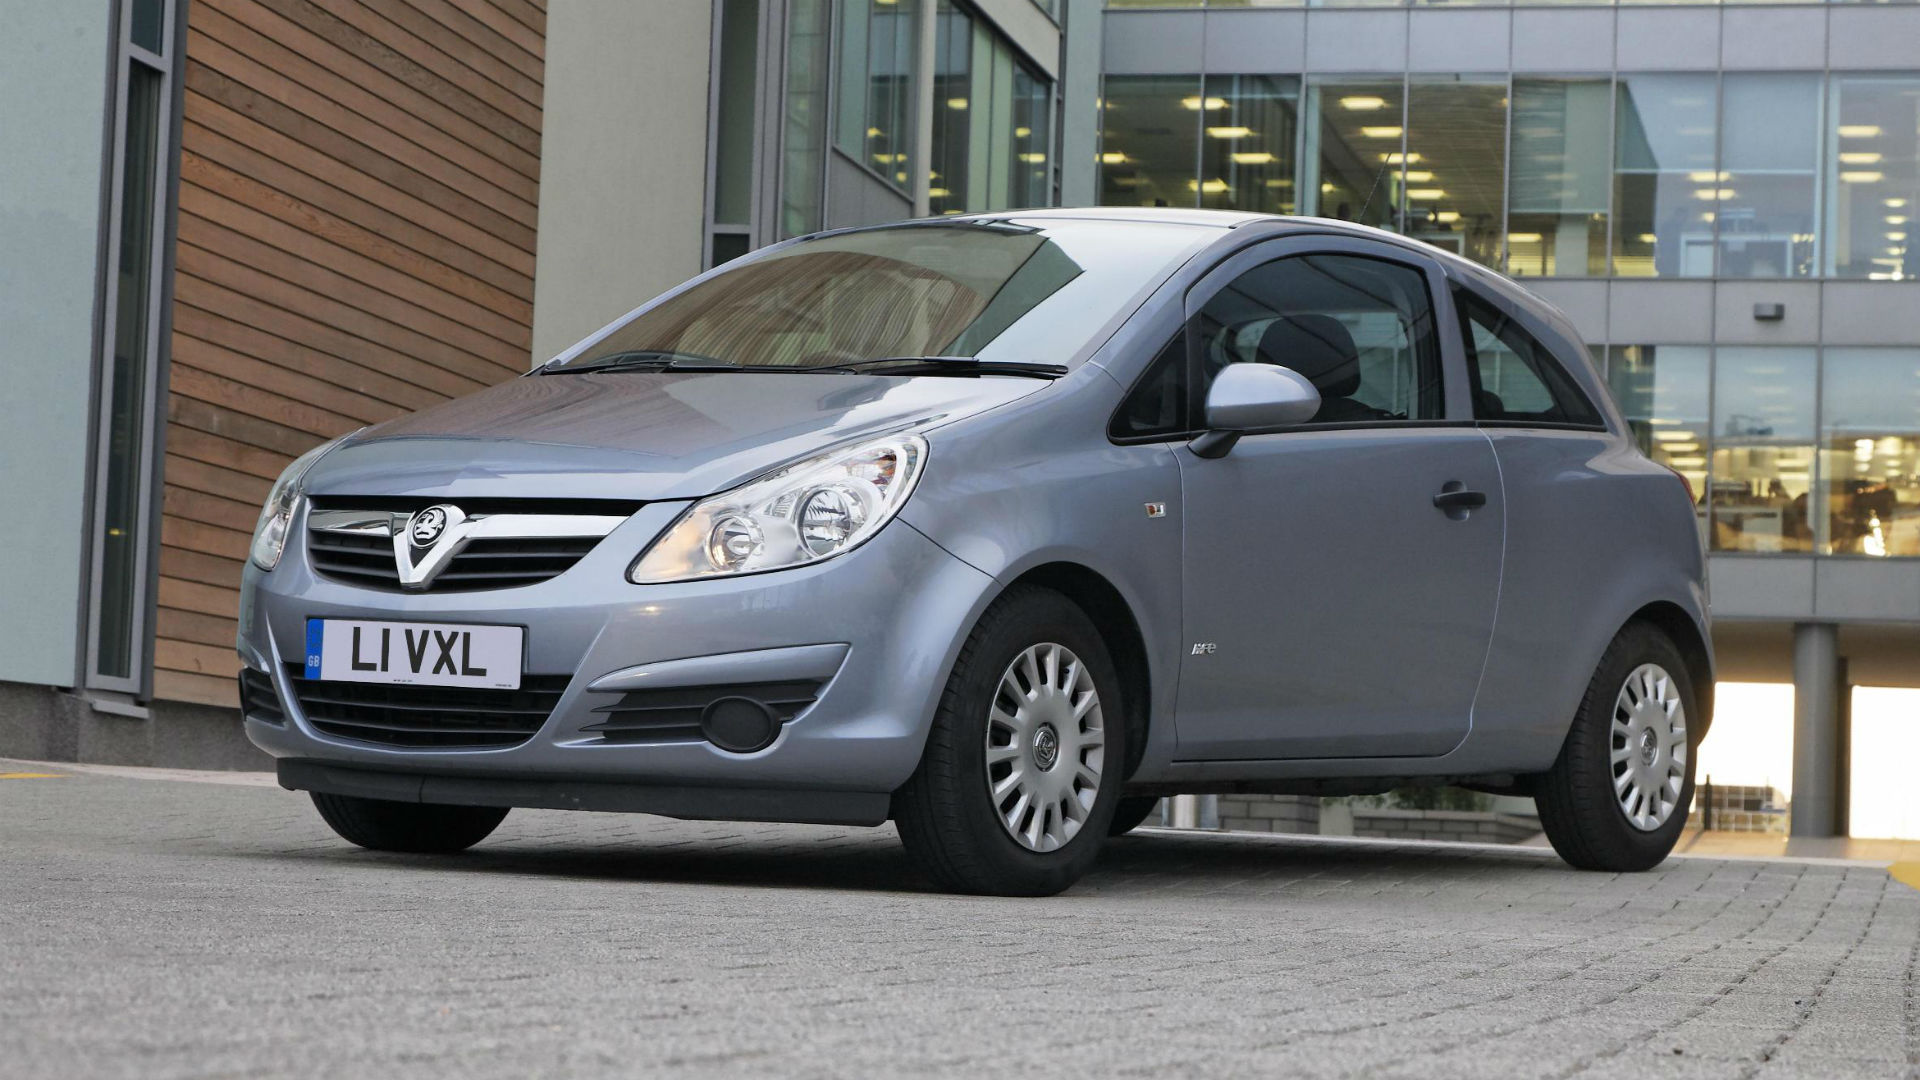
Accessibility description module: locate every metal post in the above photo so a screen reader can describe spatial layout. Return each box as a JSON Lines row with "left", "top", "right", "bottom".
{"left": 1170, "top": 793, "right": 1199, "bottom": 829}
{"left": 1790, "top": 622, "right": 1841, "bottom": 837}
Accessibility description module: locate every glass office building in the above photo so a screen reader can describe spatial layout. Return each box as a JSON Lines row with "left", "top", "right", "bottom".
{"left": 1097, "top": 2, "right": 1920, "bottom": 837}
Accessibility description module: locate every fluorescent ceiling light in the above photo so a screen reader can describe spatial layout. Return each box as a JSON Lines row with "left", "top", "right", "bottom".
{"left": 1099, "top": 152, "right": 1127, "bottom": 165}
{"left": 1206, "top": 126, "right": 1253, "bottom": 139}
{"left": 1231, "top": 152, "right": 1276, "bottom": 164}
{"left": 1379, "top": 152, "right": 1421, "bottom": 165}
{"left": 1840, "top": 152, "right": 1883, "bottom": 165}
{"left": 1403, "top": 170, "right": 1434, "bottom": 182}
{"left": 1406, "top": 188, "right": 1446, "bottom": 200}
{"left": 1839, "top": 125, "right": 1883, "bottom": 138}
{"left": 1361, "top": 126, "right": 1403, "bottom": 139}
{"left": 1340, "top": 96, "right": 1388, "bottom": 110}
{"left": 1181, "top": 96, "right": 1227, "bottom": 111}
{"left": 1842, "top": 171, "right": 1886, "bottom": 183}
{"left": 1508, "top": 233, "right": 1543, "bottom": 243}
{"left": 1189, "top": 178, "right": 1230, "bottom": 194}
{"left": 947, "top": 98, "right": 968, "bottom": 110}
{"left": 1433, "top": 211, "right": 1460, "bottom": 223}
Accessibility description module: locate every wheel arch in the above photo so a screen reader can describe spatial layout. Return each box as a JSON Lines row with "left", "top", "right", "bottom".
{"left": 1624, "top": 600, "right": 1715, "bottom": 740}
{"left": 1004, "top": 561, "right": 1153, "bottom": 781}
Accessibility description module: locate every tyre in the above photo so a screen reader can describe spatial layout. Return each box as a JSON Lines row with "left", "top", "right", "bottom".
{"left": 1108, "top": 796, "right": 1162, "bottom": 837}
{"left": 311, "top": 792, "right": 509, "bottom": 854}
{"left": 893, "top": 585, "right": 1127, "bottom": 896}
{"left": 1535, "top": 622, "right": 1698, "bottom": 872}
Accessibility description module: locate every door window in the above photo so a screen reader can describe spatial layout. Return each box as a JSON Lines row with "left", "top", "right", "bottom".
{"left": 1456, "top": 291, "right": 1604, "bottom": 428}
{"left": 1191, "top": 253, "right": 1445, "bottom": 426}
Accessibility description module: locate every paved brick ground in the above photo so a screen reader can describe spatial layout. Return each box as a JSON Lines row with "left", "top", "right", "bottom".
{"left": 2, "top": 761, "right": 1915, "bottom": 1079}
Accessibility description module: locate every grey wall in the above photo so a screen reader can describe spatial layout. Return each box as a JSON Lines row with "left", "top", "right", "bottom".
{"left": 0, "top": 0, "right": 114, "bottom": 688}
{"left": 530, "top": 0, "right": 714, "bottom": 364}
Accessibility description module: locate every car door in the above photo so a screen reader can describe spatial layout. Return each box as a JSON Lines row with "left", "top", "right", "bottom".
{"left": 1172, "top": 236, "right": 1504, "bottom": 761}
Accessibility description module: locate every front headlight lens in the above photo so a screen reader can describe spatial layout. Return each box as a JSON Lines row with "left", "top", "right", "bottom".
{"left": 248, "top": 439, "right": 343, "bottom": 571}
{"left": 630, "top": 433, "right": 927, "bottom": 584}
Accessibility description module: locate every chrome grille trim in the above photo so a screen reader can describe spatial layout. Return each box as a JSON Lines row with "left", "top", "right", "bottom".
{"left": 305, "top": 506, "right": 630, "bottom": 593}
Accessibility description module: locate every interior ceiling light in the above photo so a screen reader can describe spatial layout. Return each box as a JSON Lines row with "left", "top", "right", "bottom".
{"left": 1406, "top": 188, "right": 1446, "bottom": 200}
{"left": 1360, "top": 126, "right": 1403, "bottom": 139}
{"left": 1433, "top": 210, "right": 1460, "bottom": 223}
{"left": 1887, "top": 198, "right": 1910, "bottom": 208}
{"left": 1403, "top": 170, "right": 1434, "bottom": 182}
{"left": 1842, "top": 171, "right": 1886, "bottom": 183}
{"left": 1189, "top": 178, "right": 1230, "bottom": 194}
{"left": 1230, "top": 152, "right": 1276, "bottom": 164}
{"left": 1098, "top": 151, "right": 1127, "bottom": 165}
{"left": 1181, "top": 96, "right": 1227, "bottom": 111}
{"left": 1206, "top": 126, "right": 1253, "bottom": 139}
{"left": 1340, "top": 96, "right": 1387, "bottom": 110}
{"left": 1508, "top": 233, "right": 1543, "bottom": 243}
{"left": 1379, "top": 152, "right": 1421, "bottom": 165}
{"left": 1838, "top": 125, "right": 1883, "bottom": 138}
{"left": 1688, "top": 171, "right": 1731, "bottom": 182}
{"left": 1840, "top": 152, "right": 1883, "bottom": 165}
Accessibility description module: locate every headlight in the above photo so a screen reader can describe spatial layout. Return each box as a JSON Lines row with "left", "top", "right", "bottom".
{"left": 248, "top": 438, "right": 344, "bottom": 571}
{"left": 630, "top": 433, "right": 927, "bottom": 584}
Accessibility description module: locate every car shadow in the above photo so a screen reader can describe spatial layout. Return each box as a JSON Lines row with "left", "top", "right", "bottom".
{"left": 229, "top": 822, "right": 1567, "bottom": 897}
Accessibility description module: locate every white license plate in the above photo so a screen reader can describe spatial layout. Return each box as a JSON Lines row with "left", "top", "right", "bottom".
{"left": 304, "top": 619, "right": 523, "bottom": 690}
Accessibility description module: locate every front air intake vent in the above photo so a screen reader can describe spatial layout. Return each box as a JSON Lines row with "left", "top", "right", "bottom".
{"left": 582, "top": 680, "right": 825, "bottom": 751}
{"left": 285, "top": 664, "right": 570, "bottom": 749}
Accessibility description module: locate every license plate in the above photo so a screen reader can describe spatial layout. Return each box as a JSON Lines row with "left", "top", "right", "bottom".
{"left": 304, "top": 619, "right": 523, "bottom": 690}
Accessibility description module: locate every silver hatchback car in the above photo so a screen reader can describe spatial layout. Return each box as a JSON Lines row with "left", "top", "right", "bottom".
{"left": 239, "top": 209, "right": 1712, "bottom": 896}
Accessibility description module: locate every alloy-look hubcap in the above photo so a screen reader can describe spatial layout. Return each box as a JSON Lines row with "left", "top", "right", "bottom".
{"left": 984, "top": 642, "right": 1105, "bottom": 853}
{"left": 1610, "top": 663, "right": 1689, "bottom": 832}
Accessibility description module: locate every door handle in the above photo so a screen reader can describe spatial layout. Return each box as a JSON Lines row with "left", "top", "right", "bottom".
{"left": 1432, "top": 483, "right": 1487, "bottom": 517}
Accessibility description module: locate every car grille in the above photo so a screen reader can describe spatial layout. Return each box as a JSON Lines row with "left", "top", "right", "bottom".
{"left": 285, "top": 664, "right": 572, "bottom": 749}
{"left": 306, "top": 531, "right": 605, "bottom": 592}
{"left": 237, "top": 668, "right": 285, "bottom": 725}
{"left": 581, "top": 680, "right": 825, "bottom": 745}
{"left": 303, "top": 497, "right": 639, "bottom": 593}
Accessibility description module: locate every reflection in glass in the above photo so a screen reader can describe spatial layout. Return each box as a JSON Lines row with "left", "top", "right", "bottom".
{"left": 1009, "top": 63, "right": 1052, "bottom": 210}
{"left": 780, "top": 0, "right": 831, "bottom": 238}
{"left": 1099, "top": 75, "right": 1201, "bottom": 208}
{"left": 97, "top": 65, "right": 165, "bottom": 680}
{"left": 1197, "top": 75, "right": 1298, "bottom": 214}
{"left": 930, "top": 2, "right": 973, "bottom": 215}
{"left": 1718, "top": 74, "right": 1819, "bottom": 279}
{"left": 1509, "top": 79, "right": 1611, "bottom": 278}
{"left": 1300, "top": 79, "right": 1405, "bottom": 232}
{"left": 1819, "top": 349, "right": 1920, "bottom": 557}
{"left": 1711, "top": 348, "right": 1817, "bottom": 554}
{"left": 1613, "top": 74, "right": 1718, "bottom": 277}
{"left": 835, "top": 0, "right": 916, "bottom": 190}
{"left": 1405, "top": 77, "right": 1506, "bottom": 268}
{"left": 1825, "top": 77, "right": 1920, "bottom": 280}
{"left": 1607, "top": 346, "right": 1710, "bottom": 539}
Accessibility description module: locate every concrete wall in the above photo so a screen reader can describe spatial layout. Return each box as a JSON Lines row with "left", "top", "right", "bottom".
{"left": 0, "top": 1, "right": 114, "bottom": 688}
{"left": 529, "top": 0, "right": 713, "bottom": 365}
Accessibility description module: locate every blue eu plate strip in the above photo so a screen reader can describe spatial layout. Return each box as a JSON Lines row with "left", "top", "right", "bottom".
{"left": 304, "top": 619, "right": 324, "bottom": 679}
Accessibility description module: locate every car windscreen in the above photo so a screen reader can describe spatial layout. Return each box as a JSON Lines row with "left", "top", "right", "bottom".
{"left": 548, "top": 219, "right": 1217, "bottom": 371}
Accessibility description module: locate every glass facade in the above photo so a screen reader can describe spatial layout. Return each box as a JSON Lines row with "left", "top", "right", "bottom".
{"left": 929, "top": 3, "right": 1054, "bottom": 214}
{"left": 1100, "top": 70, "right": 1917, "bottom": 281}
{"left": 1710, "top": 347, "right": 1818, "bottom": 553}
{"left": 835, "top": 0, "right": 918, "bottom": 190}
{"left": 1820, "top": 349, "right": 1920, "bottom": 556}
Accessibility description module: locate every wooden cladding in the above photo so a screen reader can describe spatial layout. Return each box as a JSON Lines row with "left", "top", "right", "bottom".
{"left": 157, "top": 0, "right": 545, "bottom": 706}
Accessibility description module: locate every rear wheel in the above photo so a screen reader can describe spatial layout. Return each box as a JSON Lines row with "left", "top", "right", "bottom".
{"left": 1535, "top": 622, "right": 1697, "bottom": 872}
{"left": 893, "top": 586, "right": 1126, "bottom": 896}
{"left": 311, "top": 792, "right": 508, "bottom": 854}
{"left": 1108, "top": 796, "right": 1162, "bottom": 836}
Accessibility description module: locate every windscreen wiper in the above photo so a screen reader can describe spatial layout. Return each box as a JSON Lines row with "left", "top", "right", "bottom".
{"left": 543, "top": 350, "right": 742, "bottom": 374}
{"left": 806, "top": 356, "right": 1069, "bottom": 380}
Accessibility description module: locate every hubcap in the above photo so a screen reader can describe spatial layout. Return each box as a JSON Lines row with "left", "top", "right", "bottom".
{"left": 984, "top": 642, "right": 1105, "bottom": 853}
{"left": 1610, "top": 663, "right": 1689, "bottom": 832}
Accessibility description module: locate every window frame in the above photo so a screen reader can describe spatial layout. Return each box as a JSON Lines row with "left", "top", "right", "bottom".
{"left": 1452, "top": 284, "right": 1609, "bottom": 433}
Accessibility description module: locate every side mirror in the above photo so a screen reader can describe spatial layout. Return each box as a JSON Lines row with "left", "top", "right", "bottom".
{"left": 1189, "top": 364, "right": 1322, "bottom": 459}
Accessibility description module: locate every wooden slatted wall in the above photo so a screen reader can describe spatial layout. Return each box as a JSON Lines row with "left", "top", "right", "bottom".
{"left": 157, "top": 0, "right": 546, "bottom": 706}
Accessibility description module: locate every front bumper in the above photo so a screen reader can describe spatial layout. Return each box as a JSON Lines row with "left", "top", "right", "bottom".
{"left": 241, "top": 500, "right": 997, "bottom": 806}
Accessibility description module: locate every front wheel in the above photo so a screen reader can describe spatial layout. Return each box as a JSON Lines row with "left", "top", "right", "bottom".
{"left": 893, "top": 586, "right": 1127, "bottom": 896}
{"left": 311, "top": 792, "right": 509, "bottom": 854}
{"left": 1535, "top": 622, "right": 1698, "bottom": 872}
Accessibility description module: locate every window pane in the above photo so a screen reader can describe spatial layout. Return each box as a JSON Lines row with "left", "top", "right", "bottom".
{"left": 1197, "top": 75, "right": 1299, "bottom": 214}
{"left": 779, "top": 0, "right": 831, "bottom": 238}
{"left": 1111, "top": 333, "right": 1190, "bottom": 440}
{"left": 1301, "top": 79, "right": 1405, "bottom": 233}
{"left": 1820, "top": 349, "right": 1920, "bottom": 556}
{"left": 1009, "top": 64, "right": 1051, "bottom": 209}
{"left": 1192, "top": 254, "right": 1444, "bottom": 424}
{"left": 96, "top": 64, "right": 165, "bottom": 680}
{"left": 834, "top": 0, "right": 915, "bottom": 190}
{"left": 1718, "top": 74, "right": 1819, "bottom": 279}
{"left": 712, "top": 0, "right": 759, "bottom": 227}
{"left": 1613, "top": 74, "right": 1718, "bottom": 278}
{"left": 1508, "top": 79, "right": 1610, "bottom": 278}
{"left": 1457, "top": 292, "right": 1603, "bottom": 426}
{"left": 1711, "top": 347, "right": 1817, "bottom": 554}
{"left": 1608, "top": 346, "right": 1710, "bottom": 539}
{"left": 130, "top": 0, "right": 164, "bottom": 54}
{"left": 1406, "top": 77, "right": 1507, "bottom": 269}
{"left": 929, "top": 2, "right": 971, "bottom": 215}
{"left": 1099, "top": 75, "right": 1201, "bottom": 208}
{"left": 1826, "top": 77, "right": 1920, "bottom": 280}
